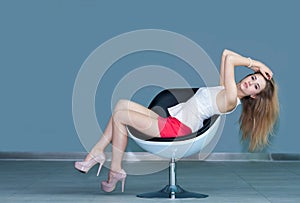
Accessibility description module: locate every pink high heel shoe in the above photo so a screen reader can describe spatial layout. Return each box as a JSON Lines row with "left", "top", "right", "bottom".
{"left": 74, "top": 152, "right": 106, "bottom": 176}
{"left": 101, "top": 169, "right": 127, "bottom": 193}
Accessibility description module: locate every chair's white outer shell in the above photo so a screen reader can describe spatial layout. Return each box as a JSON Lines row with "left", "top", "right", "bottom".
{"left": 127, "top": 116, "right": 224, "bottom": 159}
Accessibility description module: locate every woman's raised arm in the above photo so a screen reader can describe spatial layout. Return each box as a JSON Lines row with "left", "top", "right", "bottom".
{"left": 220, "top": 49, "right": 242, "bottom": 86}
{"left": 220, "top": 49, "right": 273, "bottom": 85}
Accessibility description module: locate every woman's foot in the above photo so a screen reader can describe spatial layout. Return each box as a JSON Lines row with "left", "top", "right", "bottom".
{"left": 74, "top": 152, "right": 106, "bottom": 176}
{"left": 101, "top": 169, "right": 127, "bottom": 193}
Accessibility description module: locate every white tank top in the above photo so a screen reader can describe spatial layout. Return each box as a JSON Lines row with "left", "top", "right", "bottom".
{"left": 167, "top": 86, "right": 240, "bottom": 132}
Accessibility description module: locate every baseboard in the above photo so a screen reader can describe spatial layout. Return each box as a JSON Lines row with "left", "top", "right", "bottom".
{"left": 0, "top": 152, "right": 299, "bottom": 161}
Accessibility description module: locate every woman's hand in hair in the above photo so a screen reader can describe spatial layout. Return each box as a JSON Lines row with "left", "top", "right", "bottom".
{"left": 251, "top": 61, "right": 273, "bottom": 80}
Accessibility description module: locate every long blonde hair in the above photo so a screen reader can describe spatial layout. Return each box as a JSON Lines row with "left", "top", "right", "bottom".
{"left": 239, "top": 73, "right": 279, "bottom": 151}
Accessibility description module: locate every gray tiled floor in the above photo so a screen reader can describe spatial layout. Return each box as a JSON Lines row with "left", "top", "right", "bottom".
{"left": 0, "top": 160, "right": 299, "bottom": 203}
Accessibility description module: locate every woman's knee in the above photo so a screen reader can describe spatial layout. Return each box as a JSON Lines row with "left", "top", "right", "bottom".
{"left": 114, "top": 99, "right": 130, "bottom": 113}
{"left": 111, "top": 110, "right": 129, "bottom": 135}
{"left": 112, "top": 109, "right": 128, "bottom": 124}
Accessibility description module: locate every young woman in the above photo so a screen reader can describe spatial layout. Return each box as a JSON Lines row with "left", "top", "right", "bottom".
{"left": 74, "top": 49, "right": 279, "bottom": 193}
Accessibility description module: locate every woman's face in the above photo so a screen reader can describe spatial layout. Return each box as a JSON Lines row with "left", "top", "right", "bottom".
{"left": 239, "top": 73, "right": 267, "bottom": 98}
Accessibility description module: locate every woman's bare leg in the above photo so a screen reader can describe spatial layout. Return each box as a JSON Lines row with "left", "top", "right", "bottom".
{"left": 85, "top": 100, "right": 159, "bottom": 161}
{"left": 110, "top": 109, "right": 161, "bottom": 172}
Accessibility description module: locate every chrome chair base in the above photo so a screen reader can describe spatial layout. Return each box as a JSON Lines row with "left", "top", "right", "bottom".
{"left": 137, "top": 185, "right": 208, "bottom": 199}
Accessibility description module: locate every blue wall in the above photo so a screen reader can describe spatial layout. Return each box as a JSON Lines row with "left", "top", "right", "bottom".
{"left": 0, "top": 0, "right": 298, "bottom": 153}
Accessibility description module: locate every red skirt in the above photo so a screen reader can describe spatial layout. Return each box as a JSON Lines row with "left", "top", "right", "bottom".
{"left": 158, "top": 116, "right": 192, "bottom": 138}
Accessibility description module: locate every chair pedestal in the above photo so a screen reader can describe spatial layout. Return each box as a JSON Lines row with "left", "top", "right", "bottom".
{"left": 137, "top": 158, "right": 208, "bottom": 199}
